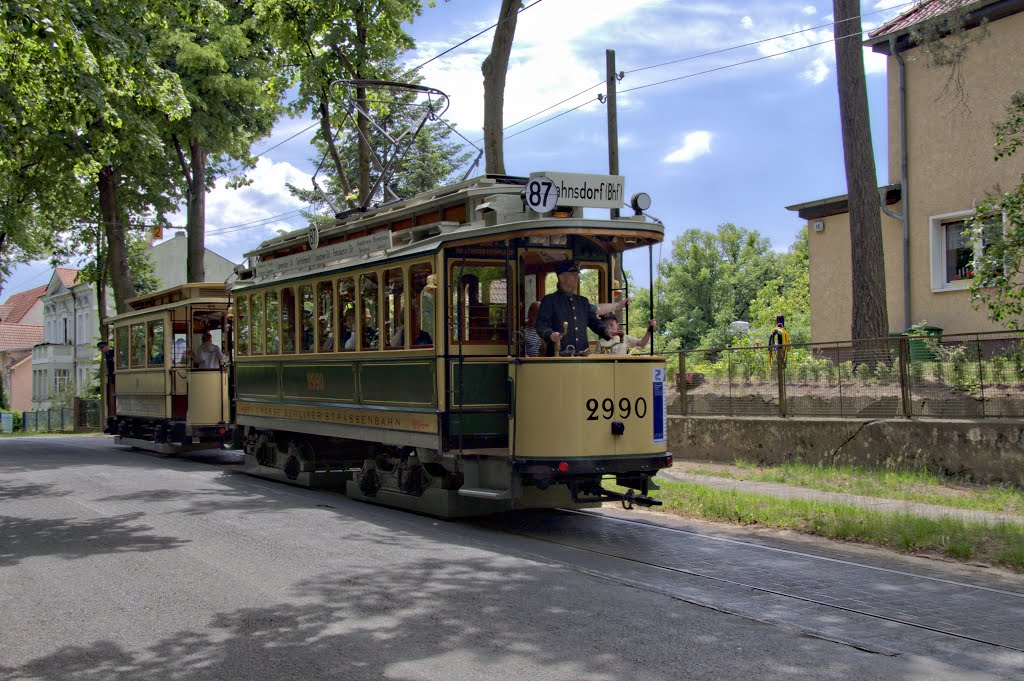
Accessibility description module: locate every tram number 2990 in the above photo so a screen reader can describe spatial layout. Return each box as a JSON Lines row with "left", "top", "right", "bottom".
{"left": 585, "top": 397, "right": 648, "bottom": 421}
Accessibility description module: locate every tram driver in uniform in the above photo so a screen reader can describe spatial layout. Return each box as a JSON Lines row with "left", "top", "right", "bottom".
{"left": 536, "top": 260, "right": 614, "bottom": 356}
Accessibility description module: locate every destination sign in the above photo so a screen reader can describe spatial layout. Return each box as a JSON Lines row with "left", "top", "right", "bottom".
{"left": 531, "top": 171, "right": 625, "bottom": 209}
{"left": 254, "top": 231, "right": 393, "bottom": 280}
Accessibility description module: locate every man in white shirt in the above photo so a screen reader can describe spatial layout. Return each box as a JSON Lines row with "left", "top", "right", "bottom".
{"left": 193, "top": 332, "right": 226, "bottom": 369}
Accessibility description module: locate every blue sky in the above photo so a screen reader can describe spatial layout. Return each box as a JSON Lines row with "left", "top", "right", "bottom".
{"left": 3, "top": 0, "right": 910, "bottom": 298}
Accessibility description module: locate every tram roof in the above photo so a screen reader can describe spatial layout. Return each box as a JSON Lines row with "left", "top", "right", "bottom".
{"left": 236, "top": 174, "right": 664, "bottom": 290}
{"left": 104, "top": 283, "right": 231, "bottom": 325}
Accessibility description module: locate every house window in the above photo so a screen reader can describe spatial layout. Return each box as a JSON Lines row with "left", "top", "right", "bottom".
{"left": 930, "top": 211, "right": 1004, "bottom": 292}
{"left": 944, "top": 220, "right": 973, "bottom": 283}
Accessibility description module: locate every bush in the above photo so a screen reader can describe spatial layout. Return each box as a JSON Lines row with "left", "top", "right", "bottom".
{"left": 0, "top": 409, "right": 22, "bottom": 432}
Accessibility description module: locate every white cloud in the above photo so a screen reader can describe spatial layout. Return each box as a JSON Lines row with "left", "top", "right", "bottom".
{"left": 163, "top": 157, "right": 312, "bottom": 263}
{"left": 741, "top": 15, "right": 754, "bottom": 29}
{"left": 802, "top": 57, "right": 830, "bottom": 85}
{"left": 802, "top": 5, "right": 817, "bottom": 15}
{"left": 663, "top": 131, "right": 712, "bottom": 164}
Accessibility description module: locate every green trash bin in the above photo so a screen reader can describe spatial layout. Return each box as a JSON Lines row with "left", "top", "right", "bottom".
{"left": 907, "top": 325, "right": 942, "bottom": 362}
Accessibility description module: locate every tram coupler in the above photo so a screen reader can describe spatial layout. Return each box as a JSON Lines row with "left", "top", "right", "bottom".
{"left": 570, "top": 482, "right": 662, "bottom": 509}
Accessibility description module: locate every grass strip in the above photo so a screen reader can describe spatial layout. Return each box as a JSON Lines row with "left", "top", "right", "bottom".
{"left": 690, "top": 460, "right": 1024, "bottom": 515}
{"left": 642, "top": 479, "right": 1024, "bottom": 571}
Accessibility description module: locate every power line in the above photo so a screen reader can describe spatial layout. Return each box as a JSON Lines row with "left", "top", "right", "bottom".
{"left": 624, "top": 1, "right": 915, "bottom": 76}
{"left": 498, "top": 15, "right": 901, "bottom": 144}
{"left": 402, "top": 0, "right": 547, "bottom": 79}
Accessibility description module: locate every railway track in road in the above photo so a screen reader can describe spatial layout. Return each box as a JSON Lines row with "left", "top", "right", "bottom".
{"left": 481, "top": 509, "right": 1024, "bottom": 656}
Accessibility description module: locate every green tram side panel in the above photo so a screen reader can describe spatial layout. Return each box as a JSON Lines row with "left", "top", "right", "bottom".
{"left": 236, "top": 363, "right": 280, "bottom": 399}
{"left": 282, "top": 363, "right": 357, "bottom": 402}
{"left": 360, "top": 361, "right": 436, "bottom": 407}
{"left": 446, "top": 362, "right": 510, "bottom": 445}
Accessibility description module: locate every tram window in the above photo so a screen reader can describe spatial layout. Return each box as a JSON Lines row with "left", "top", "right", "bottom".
{"left": 299, "top": 284, "right": 314, "bottom": 353}
{"left": 580, "top": 267, "right": 604, "bottom": 341}
{"left": 451, "top": 264, "right": 509, "bottom": 343}
{"left": 318, "top": 280, "right": 334, "bottom": 352}
{"left": 383, "top": 268, "right": 404, "bottom": 349}
{"left": 266, "top": 290, "right": 280, "bottom": 354}
{"left": 116, "top": 327, "right": 129, "bottom": 368}
{"left": 251, "top": 293, "right": 264, "bottom": 355}
{"left": 236, "top": 296, "right": 249, "bottom": 356}
{"left": 130, "top": 324, "right": 146, "bottom": 368}
{"left": 359, "top": 272, "right": 379, "bottom": 350}
{"left": 281, "top": 287, "right": 296, "bottom": 354}
{"left": 410, "top": 263, "right": 434, "bottom": 348}
{"left": 148, "top": 320, "right": 165, "bottom": 366}
{"left": 337, "top": 276, "right": 356, "bottom": 351}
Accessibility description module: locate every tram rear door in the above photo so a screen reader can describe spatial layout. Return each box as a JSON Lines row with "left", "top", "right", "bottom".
{"left": 181, "top": 308, "right": 230, "bottom": 429}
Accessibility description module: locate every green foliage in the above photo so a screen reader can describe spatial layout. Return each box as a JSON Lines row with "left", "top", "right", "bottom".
{"left": 968, "top": 91, "right": 1024, "bottom": 329}
{"left": 654, "top": 223, "right": 780, "bottom": 351}
{"left": 748, "top": 229, "right": 810, "bottom": 344}
{"left": 0, "top": 410, "right": 23, "bottom": 431}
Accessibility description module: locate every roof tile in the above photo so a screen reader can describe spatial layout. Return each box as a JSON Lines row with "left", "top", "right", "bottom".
{"left": 0, "top": 323, "right": 44, "bottom": 352}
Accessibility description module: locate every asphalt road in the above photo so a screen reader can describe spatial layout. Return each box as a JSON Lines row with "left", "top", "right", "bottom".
{"left": 0, "top": 436, "right": 1019, "bottom": 681}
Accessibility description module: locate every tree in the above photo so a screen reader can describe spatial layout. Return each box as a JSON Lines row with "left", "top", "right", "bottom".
{"left": 258, "top": 0, "right": 421, "bottom": 208}
{"left": 156, "top": 0, "right": 285, "bottom": 282}
{"left": 482, "top": 0, "right": 520, "bottom": 175}
{"left": 832, "top": 0, "right": 889, "bottom": 341}
{"left": 653, "top": 224, "right": 779, "bottom": 350}
{"left": 968, "top": 90, "right": 1024, "bottom": 328}
{"left": 0, "top": 1, "right": 191, "bottom": 313}
{"left": 289, "top": 62, "right": 472, "bottom": 218}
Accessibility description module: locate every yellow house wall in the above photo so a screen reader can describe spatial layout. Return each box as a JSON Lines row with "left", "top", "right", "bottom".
{"left": 809, "top": 11, "right": 1024, "bottom": 342}
{"left": 891, "top": 11, "right": 1024, "bottom": 334}
{"left": 807, "top": 209, "right": 905, "bottom": 343}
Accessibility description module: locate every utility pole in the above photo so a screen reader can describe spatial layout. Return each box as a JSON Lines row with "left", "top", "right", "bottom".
{"left": 605, "top": 49, "right": 619, "bottom": 220}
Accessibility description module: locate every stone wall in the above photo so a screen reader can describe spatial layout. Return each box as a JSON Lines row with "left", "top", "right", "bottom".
{"left": 669, "top": 416, "right": 1024, "bottom": 486}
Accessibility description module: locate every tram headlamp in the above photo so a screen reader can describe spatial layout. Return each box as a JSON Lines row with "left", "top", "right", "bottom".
{"left": 630, "top": 192, "right": 652, "bottom": 216}
{"left": 611, "top": 421, "right": 625, "bottom": 436}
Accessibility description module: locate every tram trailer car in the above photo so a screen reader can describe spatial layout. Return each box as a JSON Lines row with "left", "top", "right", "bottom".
{"left": 103, "top": 284, "right": 233, "bottom": 454}
{"left": 230, "top": 171, "right": 673, "bottom": 517}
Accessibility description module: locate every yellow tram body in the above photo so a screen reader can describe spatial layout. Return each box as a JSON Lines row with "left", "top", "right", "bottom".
{"left": 230, "top": 172, "right": 672, "bottom": 516}
{"left": 103, "top": 284, "right": 232, "bottom": 454}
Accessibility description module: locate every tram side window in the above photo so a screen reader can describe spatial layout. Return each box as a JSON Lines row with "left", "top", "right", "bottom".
{"left": 318, "top": 280, "right": 334, "bottom": 352}
{"left": 265, "top": 290, "right": 280, "bottom": 354}
{"left": 359, "top": 272, "right": 379, "bottom": 350}
{"left": 410, "top": 263, "right": 434, "bottom": 348}
{"left": 116, "top": 326, "right": 130, "bottom": 368}
{"left": 451, "top": 264, "right": 509, "bottom": 343}
{"left": 148, "top": 320, "right": 165, "bottom": 366}
{"left": 251, "top": 293, "right": 264, "bottom": 355}
{"left": 281, "top": 287, "right": 296, "bottom": 354}
{"left": 300, "top": 284, "right": 314, "bottom": 353}
{"left": 130, "top": 324, "right": 146, "bottom": 367}
{"left": 383, "top": 268, "right": 404, "bottom": 349}
{"left": 337, "top": 276, "right": 356, "bottom": 351}
{"left": 236, "top": 296, "right": 249, "bottom": 356}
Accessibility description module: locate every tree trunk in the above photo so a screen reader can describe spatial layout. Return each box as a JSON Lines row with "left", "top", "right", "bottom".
{"left": 95, "top": 224, "right": 109, "bottom": 343}
{"left": 833, "top": 0, "right": 889, "bottom": 343}
{"left": 482, "top": 0, "right": 519, "bottom": 175}
{"left": 186, "top": 138, "right": 207, "bottom": 283}
{"left": 99, "top": 165, "right": 134, "bottom": 313}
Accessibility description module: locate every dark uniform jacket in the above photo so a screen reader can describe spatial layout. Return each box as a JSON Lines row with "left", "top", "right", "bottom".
{"left": 536, "top": 288, "right": 612, "bottom": 356}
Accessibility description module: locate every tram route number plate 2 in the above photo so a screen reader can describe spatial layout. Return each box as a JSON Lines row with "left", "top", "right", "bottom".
{"left": 653, "top": 368, "right": 666, "bottom": 444}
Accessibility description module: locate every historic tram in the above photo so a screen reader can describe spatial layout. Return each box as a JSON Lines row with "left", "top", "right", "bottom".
{"left": 229, "top": 170, "right": 672, "bottom": 516}
{"left": 103, "top": 283, "right": 232, "bottom": 453}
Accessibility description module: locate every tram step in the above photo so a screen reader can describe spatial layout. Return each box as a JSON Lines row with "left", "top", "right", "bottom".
{"left": 457, "top": 487, "right": 514, "bottom": 500}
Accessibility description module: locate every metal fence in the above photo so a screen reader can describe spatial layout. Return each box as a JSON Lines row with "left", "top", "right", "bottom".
{"left": 21, "top": 398, "right": 102, "bottom": 433}
{"left": 676, "top": 330, "right": 1024, "bottom": 418}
